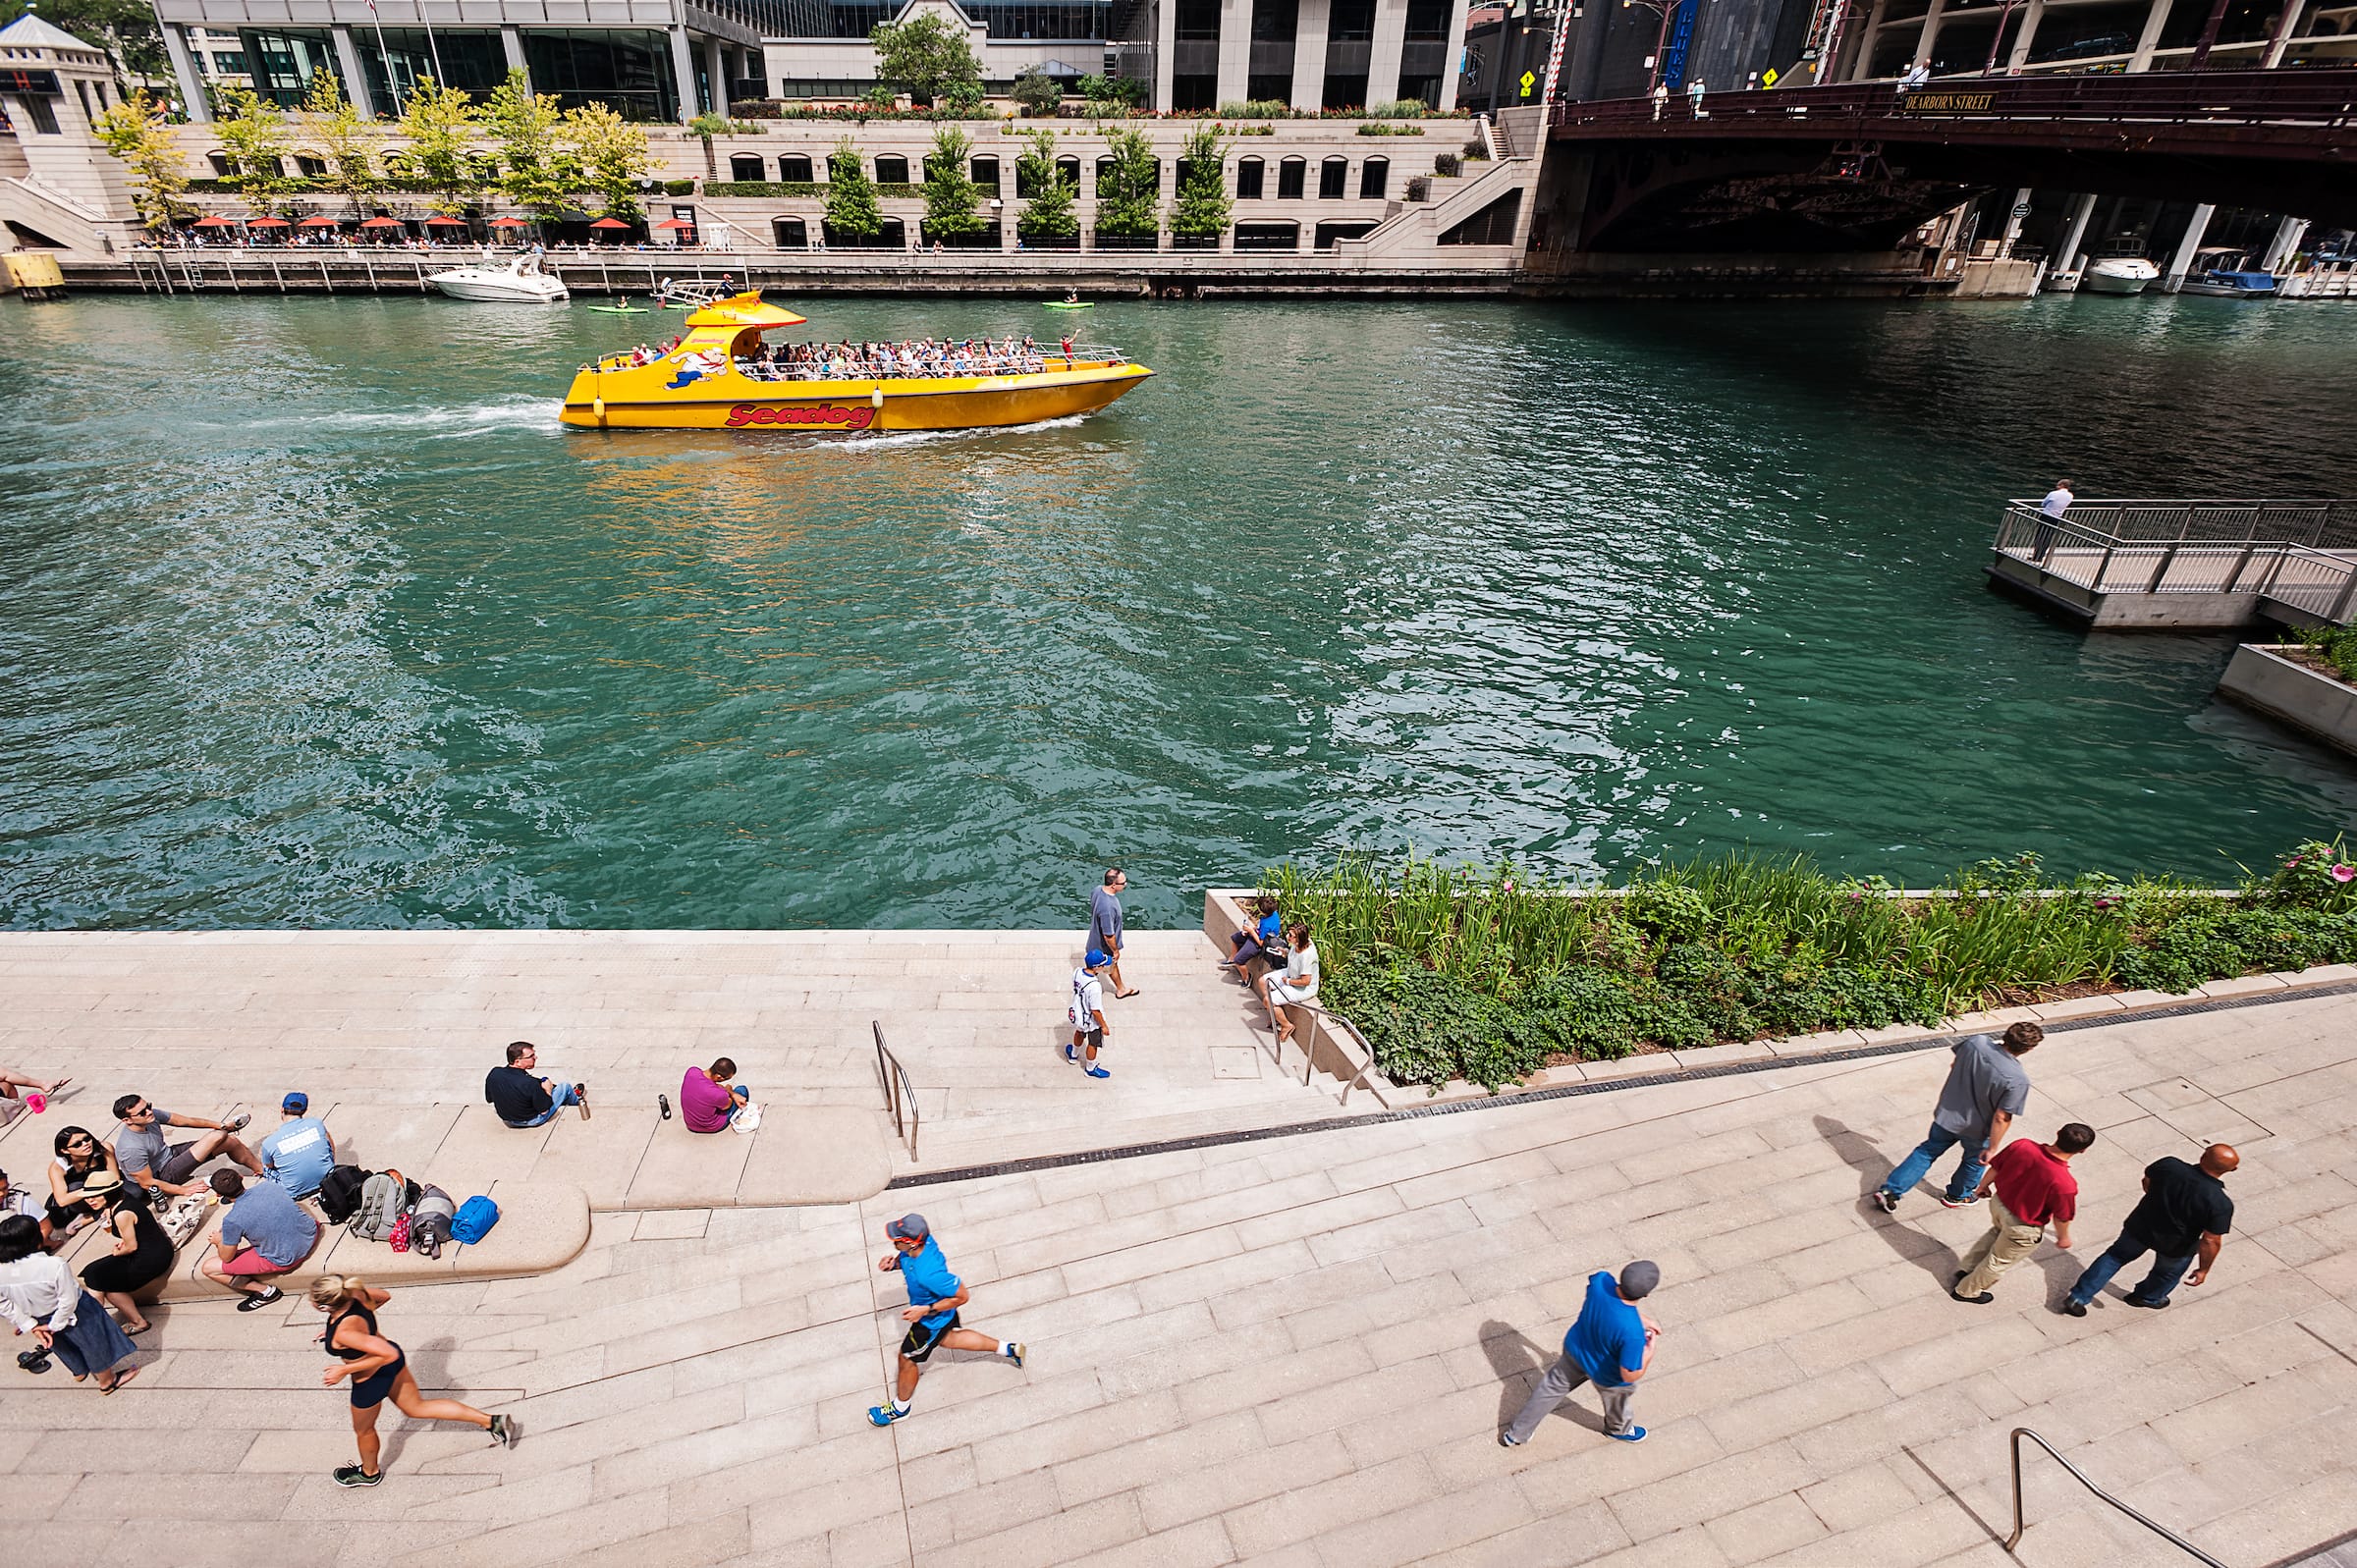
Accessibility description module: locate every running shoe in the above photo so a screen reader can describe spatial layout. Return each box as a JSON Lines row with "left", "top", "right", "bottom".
{"left": 223, "top": 1111, "right": 250, "bottom": 1133}
{"left": 332, "top": 1465, "right": 381, "bottom": 1487}
{"left": 490, "top": 1413, "right": 517, "bottom": 1447}
{"left": 867, "top": 1403, "right": 910, "bottom": 1428}
{"left": 1498, "top": 1432, "right": 1523, "bottom": 1448}
{"left": 1871, "top": 1190, "right": 1897, "bottom": 1214}
{"left": 1084, "top": 1065, "right": 1111, "bottom": 1080}
{"left": 1608, "top": 1427, "right": 1648, "bottom": 1444}
{"left": 237, "top": 1285, "right": 284, "bottom": 1313}
{"left": 1063, "top": 1044, "right": 1077, "bottom": 1064}
{"left": 1937, "top": 1193, "right": 1975, "bottom": 1209}
{"left": 1005, "top": 1342, "right": 1026, "bottom": 1369}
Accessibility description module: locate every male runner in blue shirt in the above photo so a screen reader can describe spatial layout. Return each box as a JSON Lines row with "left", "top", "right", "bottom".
{"left": 868, "top": 1214, "right": 1026, "bottom": 1427}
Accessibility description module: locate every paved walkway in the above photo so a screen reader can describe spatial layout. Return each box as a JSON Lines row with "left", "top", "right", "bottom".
{"left": 4, "top": 967, "right": 2352, "bottom": 1566}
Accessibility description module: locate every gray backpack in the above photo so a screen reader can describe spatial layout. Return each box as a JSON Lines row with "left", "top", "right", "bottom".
{"left": 410, "top": 1184, "right": 458, "bottom": 1259}
{"left": 351, "top": 1172, "right": 408, "bottom": 1243}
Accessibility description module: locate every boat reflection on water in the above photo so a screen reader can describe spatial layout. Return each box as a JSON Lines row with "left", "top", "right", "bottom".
{"left": 559, "top": 292, "right": 1153, "bottom": 433}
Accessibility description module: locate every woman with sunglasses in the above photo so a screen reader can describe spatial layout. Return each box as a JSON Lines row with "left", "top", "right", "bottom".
{"left": 75, "top": 1171, "right": 170, "bottom": 1335}
{"left": 43, "top": 1126, "right": 119, "bottom": 1239}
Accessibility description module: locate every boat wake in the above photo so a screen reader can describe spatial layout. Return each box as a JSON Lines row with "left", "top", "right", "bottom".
{"left": 271, "top": 397, "right": 561, "bottom": 437}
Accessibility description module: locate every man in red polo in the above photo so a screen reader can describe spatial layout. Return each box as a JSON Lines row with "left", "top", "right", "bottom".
{"left": 1951, "top": 1121, "right": 2095, "bottom": 1304}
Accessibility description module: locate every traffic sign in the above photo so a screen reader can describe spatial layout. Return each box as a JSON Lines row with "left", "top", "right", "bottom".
{"left": 1519, "top": 69, "right": 1536, "bottom": 97}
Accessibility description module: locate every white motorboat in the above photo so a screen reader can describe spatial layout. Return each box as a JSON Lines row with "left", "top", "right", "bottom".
{"left": 2082, "top": 255, "right": 2160, "bottom": 296}
{"left": 427, "top": 248, "right": 569, "bottom": 303}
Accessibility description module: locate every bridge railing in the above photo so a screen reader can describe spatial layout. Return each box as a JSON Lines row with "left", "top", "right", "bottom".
{"left": 1551, "top": 67, "right": 2357, "bottom": 137}
{"left": 1994, "top": 500, "right": 2357, "bottom": 622}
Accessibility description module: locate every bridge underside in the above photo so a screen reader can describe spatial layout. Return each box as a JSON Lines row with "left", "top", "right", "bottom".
{"left": 1551, "top": 138, "right": 2357, "bottom": 254}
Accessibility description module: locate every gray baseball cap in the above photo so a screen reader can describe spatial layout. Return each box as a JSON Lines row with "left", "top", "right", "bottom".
{"left": 886, "top": 1214, "right": 930, "bottom": 1242}
{"left": 1619, "top": 1260, "right": 1662, "bottom": 1300}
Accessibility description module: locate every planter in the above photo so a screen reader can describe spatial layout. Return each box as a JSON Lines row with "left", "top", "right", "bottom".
{"left": 2220, "top": 643, "right": 2357, "bottom": 758}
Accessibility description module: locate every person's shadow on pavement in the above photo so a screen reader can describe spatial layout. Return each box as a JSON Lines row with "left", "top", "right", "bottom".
{"left": 1479, "top": 1320, "right": 1609, "bottom": 1436}
{"left": 1814, "top": 1113, "right": 1961, "bottom": 1282}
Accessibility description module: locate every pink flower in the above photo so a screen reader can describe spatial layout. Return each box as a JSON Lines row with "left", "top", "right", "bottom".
{"left": 2334, "top": 864, "right": 2356, "bottom": 884}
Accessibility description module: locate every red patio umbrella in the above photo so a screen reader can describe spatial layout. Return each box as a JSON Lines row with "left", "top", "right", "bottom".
{"left": 191, "top": 215, "right": 234, "bottom": 228}
{"left": 247, "top": 217, "right": 291, "bottom": 228}
{"left": 588, "top": 218, "right": 631, "bottom": 229}
{"left": 652, "top": 218, "right": 695, "bottom": 230}
{"left": 358, "top": 216, "right": 404, "bottom": 229}
{"left": 298, "top": 216, "right": 341, "bottom": 228}
{"left": 489, "top": 216, "right": 529, "bottom": 227}
{"left": 424, "top": 215, "right": 469, "bottom": 228}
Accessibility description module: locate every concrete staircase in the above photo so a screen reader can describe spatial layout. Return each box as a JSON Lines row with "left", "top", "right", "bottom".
{"left": 0, "top": 175, "right": 121, "bottom": 257}
{"left": 1332, "top": 142, "right": 1534, "bottom": 261}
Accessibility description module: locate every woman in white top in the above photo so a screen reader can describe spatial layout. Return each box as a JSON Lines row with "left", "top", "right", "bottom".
{"left": 0, "top": 1214, "right": 139, "bottom": 1391}
{"left": 1256, "top": 923, "right": 1320, "bottom": 1048}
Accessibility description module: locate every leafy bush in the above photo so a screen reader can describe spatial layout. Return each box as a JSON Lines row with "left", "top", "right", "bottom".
{"left": 701, "top": 181, "right": 824, "bottom": 197}
{"left": 1266, "top": 844, "right": 2357, "bottom": 1092}
{"left": 1357, "top": 123, "right": 1427, "bottom": 135}
{"left": 1433, "top": 152, "right": 1461, "bottom": 177}
{"left": 2289, "top": 627, "right": 2357, "bottom": 684}
{"left": 661, "top": 178, "right": 695, "bottom": 195}
{"left": 1366, "top": 99, "right": 1431, "bottom": 118}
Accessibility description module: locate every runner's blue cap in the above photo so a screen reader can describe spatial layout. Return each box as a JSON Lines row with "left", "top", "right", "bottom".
{"left": 1085, "top": 948, "right": 1111, "bottom": 968}
{"left": 282, "top": 1093, "right": 308, "bottom": 1113}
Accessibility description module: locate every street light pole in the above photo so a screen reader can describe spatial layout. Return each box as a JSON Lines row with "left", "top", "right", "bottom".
{"left": 1981, "top": 0, "right": 2019, "bottom": 74}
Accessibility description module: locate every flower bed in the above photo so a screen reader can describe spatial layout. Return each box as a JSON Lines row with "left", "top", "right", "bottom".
{"left": 1264, "top": 842, "right": 2357, "bottom": 1092}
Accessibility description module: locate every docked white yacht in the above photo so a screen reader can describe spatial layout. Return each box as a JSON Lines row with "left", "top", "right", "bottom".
{"left": 2081, "top": 255, "right": 2161, "bottom": 296}
{"left": 427, "top": 248, "right": 570, "bottom": 303}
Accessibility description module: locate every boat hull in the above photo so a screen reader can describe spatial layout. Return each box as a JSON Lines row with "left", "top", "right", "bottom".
{"left": 2080, "top": 269, "right": 2153, "bottom": 296}
{"left": 559, "top": 361, "right": 1152, "bottom": 430}
{"left": 431, "top": 275, "right": 570, "bottom": 302}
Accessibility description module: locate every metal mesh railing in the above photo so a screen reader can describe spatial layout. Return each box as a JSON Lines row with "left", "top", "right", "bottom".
{"left": 1995, "top": 501, "right": 2357, "bottom": 622}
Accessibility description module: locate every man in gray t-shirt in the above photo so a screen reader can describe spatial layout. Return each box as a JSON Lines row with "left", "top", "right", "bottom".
{"left": 1874, "top": 1022, "right": 2042, "bottom": 1214}
{"left": 110, "top": 1094, "right": 261, "bottom": 1199}
{"left": 1088, "top": 867, "right": 1139, "bottom": 1001}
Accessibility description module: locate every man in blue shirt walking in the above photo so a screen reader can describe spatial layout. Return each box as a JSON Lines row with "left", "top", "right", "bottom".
{"left": 867, "top": 1214, "right": 1026, "bottom": 1427}
{"left": 1500, "top": 1260, "right": 1661, "bottom": 1447}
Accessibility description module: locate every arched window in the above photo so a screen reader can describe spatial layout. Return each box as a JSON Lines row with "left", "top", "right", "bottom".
{"left": 773, "top": 216, "right": 808, "bottom": 247}
{"left": 1358, "top": 157, "right": 1388, "bottom": 199}
{"left": 1095, "top": 155, "right": 1115, "bottom": 193}
{"left": 1277, "top": 156, "right": 1305, "bottom": 199}
{"left": 295, "top": 154, "right": 327, "bottom": 177}
{"left": 1057, "top": 156, "right": 1081, "bottom": 192}
{"left": 874, "top": 154, "right": 909, "bottom": 184}
{"left": 970, "top": 155, "right": 999, "bottom": 192}
{"left": 1318, "top": 156, "right": 1347, "bottom": 199}
{"left": 1235, "top": 156, "right": 1264, "bottom": 199}
{"left": 730, "top": 153, "right": 765, "bottom": 181}
{"left": 880, "top": 216, "right": 906, "bottom": 247}
{"left": 206, "top": 150, "right": 233, "bottom": 178}
{"left": 779, "top": 154, "right": 813, "bottom": 182}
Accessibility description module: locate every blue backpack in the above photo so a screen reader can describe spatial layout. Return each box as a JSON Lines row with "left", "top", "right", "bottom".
{"left": 451, "top": 1195, "right": 500, "bottom": 1246}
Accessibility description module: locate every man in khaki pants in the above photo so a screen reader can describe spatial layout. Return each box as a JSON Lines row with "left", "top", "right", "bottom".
{"left": 1951, "top": 1122, "right": 2095, "bottom": 1304}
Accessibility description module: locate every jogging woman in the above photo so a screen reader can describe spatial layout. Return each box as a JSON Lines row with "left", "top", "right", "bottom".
{"left": 312, "top": 1274, "right": 515, "bottom": 1486}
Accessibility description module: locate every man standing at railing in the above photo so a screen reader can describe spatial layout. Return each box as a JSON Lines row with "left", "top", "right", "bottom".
{"left": 2034, "top": 478, "right": 2074, "bottom": 562}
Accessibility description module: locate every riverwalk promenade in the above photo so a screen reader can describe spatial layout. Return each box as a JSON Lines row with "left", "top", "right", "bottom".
{"left": 2, "top": 931, "right": 2355, "bottom": 1566}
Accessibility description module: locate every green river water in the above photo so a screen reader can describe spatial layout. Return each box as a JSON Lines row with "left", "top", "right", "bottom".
{"left": 2, "top": 290, "right": 2352, "bottom": 929}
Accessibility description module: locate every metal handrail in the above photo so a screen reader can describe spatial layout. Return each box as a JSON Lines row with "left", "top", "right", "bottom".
{"left": 1296, "top": 1001, "right": 1393, "bottom": 1109}
{"left": 2003, "top": 1428, "right": 2225, "bottom": 1566}
{"left": 873, "top": 1020, "right": 918, "bottom": 1161}
{"left": 1994, "top": 502, "right": 2357, "bottom": 621}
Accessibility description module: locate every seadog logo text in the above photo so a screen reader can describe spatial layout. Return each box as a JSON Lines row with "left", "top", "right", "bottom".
{"left": 726, "top": 403, "right": 875, "bottom": 430}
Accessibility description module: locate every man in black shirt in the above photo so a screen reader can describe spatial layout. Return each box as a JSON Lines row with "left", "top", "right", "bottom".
{"left": 483, "top": 1041, "right": 589, "bottom": 1129}
{"left": 2061, "top": 1143, "right": 2237, "bottom": 1316}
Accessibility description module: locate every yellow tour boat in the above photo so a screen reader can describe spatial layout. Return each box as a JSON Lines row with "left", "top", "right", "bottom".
{"left": 559, "top": 291, "right": 1153, "bottom": 432}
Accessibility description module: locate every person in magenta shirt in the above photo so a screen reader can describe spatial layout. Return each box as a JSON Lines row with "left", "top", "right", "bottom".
{"left": 679, "top": 1057, "right": 748, "bottom": 1133}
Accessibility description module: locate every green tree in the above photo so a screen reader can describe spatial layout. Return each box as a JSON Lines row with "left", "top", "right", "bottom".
{"left": 867, "top": 12, "right": 983, "bottom": 107}
{"left": 1076, "top": 73, "right": 1145, "bottom": 112}
{"left": 1014, "top": 127, "right": 1075, "bottom": 240}
{"left": 212, "top": 83, "right": 298, "bottom": 214}
{"left": 484, "top": 70, "right": 581, "bottom": 226}
{"left": 396, "top": 78, "right": 483, "bottom": 215}
{"left": 823, "top": 139, "right": 882, "bottom": 243}
{"left": 1011, "top": 65, "right": 1062, "bottom": 118}
{"left": 298, "top": 72, "right": 378, "bottom": 218}
{"left": 29, "top": 0, "right": 164, "bottom": 84}
{"left": 686, "top": 110, "right": 731, "bottom": 182}
{"left": 92, "top": 86, "right": 191, "bottom": 230}
{"left": 1093, "top": 125, "right": 1160, "bottom": 239}
{"left": 1171, "top": 125, "right": 1232, "bottom": 239}
{"left": 566, "top": 103, "right": 653, "bottom": 221}
{"left": 921, "top": 124, "right": 983, "bottom": 243}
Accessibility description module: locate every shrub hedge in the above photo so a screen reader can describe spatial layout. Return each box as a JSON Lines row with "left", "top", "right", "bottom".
{"left": 1266, "top": 841, "right": 2357, "bottom": 1092}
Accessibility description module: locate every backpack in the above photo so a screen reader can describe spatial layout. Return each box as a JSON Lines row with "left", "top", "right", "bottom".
{"left": 451, "top": 1195, "right": 499, "bottom": 1247}
{"left": 351, "top": 1172, "right": 408, "bottom": 1242}
{"left": 411, "top": 1185, "right": 458, "bottom": 1260}
{"left": 317, "top": 1164, "right": 369, "bottom": 1226}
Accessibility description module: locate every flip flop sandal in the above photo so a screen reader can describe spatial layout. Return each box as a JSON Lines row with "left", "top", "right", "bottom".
{"left": 101, "top": 1367, "right": 139, "bottom": 1394}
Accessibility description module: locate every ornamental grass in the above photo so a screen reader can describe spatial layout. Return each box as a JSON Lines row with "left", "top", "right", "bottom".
{"left": 1264, "top": 840, "right": 2357, "bottom": 1091}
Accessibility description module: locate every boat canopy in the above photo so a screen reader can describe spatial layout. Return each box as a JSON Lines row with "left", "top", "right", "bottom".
{"left": 683, "top": 291, "right": 808, "bottom": 331}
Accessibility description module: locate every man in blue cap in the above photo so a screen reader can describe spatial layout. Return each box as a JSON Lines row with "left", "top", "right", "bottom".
{"left": 258, "top": 1093, "right": 335, "bottom": 1201}
{"left": 868, "top": 1214, "right": 1024, "bottom": 1428}
{"left": 1068, "top": 948, "right": 1113, "bottom": 1080}
{"left": 1499, "top": 1259, "right": 1662, "bottom": 1448}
